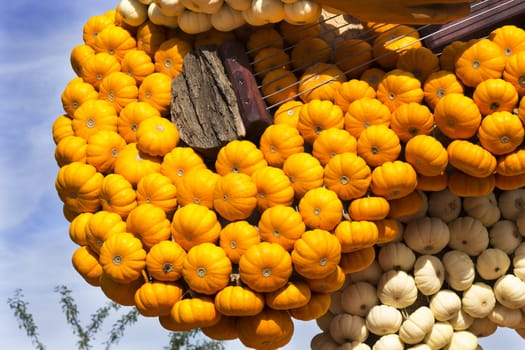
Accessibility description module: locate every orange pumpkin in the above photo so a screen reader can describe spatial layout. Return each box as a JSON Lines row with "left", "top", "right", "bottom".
{"left": 99, "top": 272, "right": 143, "bottom": 306}
{"left": 282, "top": 152, "right": 324, "bottom": 198}
{"left": 84, "top": 209, "right": 127, "bottom": 254}
{"left": 171, "top": 203, "right": 221, "bottom": 251}
{"left": 447, "top": 139, "right": 496, "bottom": 178}
{"left": 390, "top": 102, "right": 434, "bottom": 142}
{"left": 344, "top": 97, "right": 391, "bottom": 138}
{"left": 333, "top": 39, "right": 373, "bottom": 79}
{"left": 279, "top": 21, "right": 321, "bottom": 45}
{"left": 478, "top": 111, "right": 524, "bottom": 155}
{"left": 252, "top": 47, "right": 291, "bottom": 76}
{"left": 439, "top": 40, "right": 468, "bottom": 72}
{"left": 239, "top": 242, "right": 293, "bottom": 293}
{"left": 86, "top": 130, "right": 127, "bottom": 173}
{"left": 52, "top": 114, "right": 75, "bottom": 144}
{"left": 134, "top": 281, "right": 182, "bottom": 317}
{"left": 455, "top": 38, "right": 506, "bottom": 87}
{"left": 404, "top": 134, "right": 448, "bottom": 177}
{"left": 305, "top": 265, "right": 345, "bottom": 294}
{"left": 136, "top": 20, "right": 167, "bottom": 58}
{"left": 113, "top": 143, "right": 161, "bottom": 187}
{"left": 289, "top": 292, "right": 331, "bottom": 321}
{"left": 265, "top": 280, "right": 312, "bottom": 310}
{"left": 260, "top": 69, "right": 299, "bottom": 107}
{"left": 252, "top": 166, "right": 295, "bottom": 211}
{"left": 83, "top": 14, "right": 114, "bottom": 48}
{"left": 370, "top": 160, "right": 418, "bottom": 200}
{"left": 339, "top": 246, "right": 376, "bottom": 274}
{"left": 423, "top": 70, "right": 465, "bottom": 110}
{"left": 416, "top": 173, "right": 449, "bottom": 192}
{"left": 495, "top": 173, "right": 525, "bottom": 191}
{"left": 154, "top": 37, "right": 192, "bottom": 78}
{"left": 160, "top": 146, "right": 206, "bottom": 188}
{"left": 120, "top": 49, "right": 155, "bottom": 84}
{"left": 72, "top": 99, "right": 118, "bottom": 140}
{"left": 126, "top": 204, "right": 171, "bottom": 250}
{"left": 503, "top": 51, "right": 525, "bottom": 96}
{"left": 312, "top": 128, "right": 357, "bottom": 166}
{"left": 213, "top": 172, "right": 258, "bottom": 221}
{"left": 219, "top": 220, "right": 260, "bottom": 264}
{"left": 273, "top": 99, "right": 303, "bottom": 128}
{"left": 323, "top": 152, "right": 372, "bottom": 201}
{"left": 372, "top": 25, "right": 421, "bottom": 69}
{"left": 138, "top": 72, "right": 172, "bottom": 115}
{"left": 348, "top": 196, "right": 390, "bottom": 221}
{"left": 61, "top": 77, "right": 99, "bottom": 117}
{"left": 489, "top": 24, "right": 525, "bottom": 58}
{"left": 297, "top": 63, "right": 345, "bottom": 103}
{"left": 237, "top": 308, "right": 294, "bottom": 350}
{"left": 473, "top": 78, "right": 518, "bottom": 115}
{"left": 290, "top": 37, "right": 331, "bottom": 71}
{"left": 356, "top": 124, "right": 401, "bottom": 167}
{"left": 169, "top": 297, "right": 221, "bottom": 330}
{"left": 145, "top": 240, "right": 186, "bottom": 282}
{"left": 215, "top": 140, "right": 267, "bottom": 176}
{"left": 496, "top": 148, "right": 525, "bottom": 176}
{"left": 259, "top": 124, "right": 304, "bottom": 167}
{"left": 387, "top": 189, "right": 428, "bottom": 222}
{"left": 376, "top": 218, "right": 403, "bottom": 244}
{"left": 258, "top": 205, "right": 306, "bottom": 251}
{"left": 72, "top": 245, "right": 103, "bottom": 286}
{"left": 447, "top": 171, "right": 495, "bottom": 197}
{"left": 70, "top": 44, "right": 95, "bottom": 77}
{"left": 376, "top": 69, "right": 424, "bottom": 112}
{"left": 93, "top": 24, "right": 136, "bottom": 62}
{"left": 214, "top": 285, "right": 265, "bottom": 317}
{"left": 298, "top": 187, "right": 343, "bottom": 231}
{"left": 360, "top": 67, "right": 386, "bottom": 90}
{"left": 68, "top": 212, "right": 92, "bottom": 246}
{"left": 136, "top": 173, "right": 178, "bottom": 217}
{"left": 117, "top": 101, "right": 161, "bottom": 143}
{"left": 54, "top": 135, "right": 87, "bottom": 167}
{"left": 396, "top": 46, "right": 440, "bottom": 82}
{"left": 334, "top": 220, "right": 379, "bottom": 253}
{"left": 80, "top": 52, "right": 121, "bottom": 89}
{"left": 297, "top": 99, "right": 344, "bottom": 144}
{"left": 246, "top": 26, "right": 284, "bottom": 57}
{"left": 433, "top": 93, "right": 481, "bottom": 139}
{"left": 333, "top": 79, "right": 376, "bottom": 113}
{"left": 291, "top": 229, "right": 341, "bottom": 279}
{"left": 99, "top": 173, "right": 137, "bottom": 219}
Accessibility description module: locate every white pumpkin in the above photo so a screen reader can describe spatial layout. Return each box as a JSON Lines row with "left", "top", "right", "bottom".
{"left": 283, "top": 0, "right": 322, "bottom": 25}
{"left": 329, "top": 290, "right": 345, "bottom": 314}
{"left": 225, "top": 0, "right": 251, "bottom": 10}
{"left": 461, "top": 282, "right": 496, "bottom": 318}
{"left": 427, "top": 188, "right": 462, "bottom": 223}
{"left": 372, "top": 334, "right": 404, "bottom": 350}
{"left": 138, "top": 0, "right": 154, "bottom": 4}
{"left": 341, "top": 281, "right": 378, "bottom": 316}
{"left": 210, "top": 3, "right": 245, "bottom": 31}
{"left": 467, "top": 317, "right": 497, "bottom": 337}
{"left": 377, "top": 270, "right": 418, "bottom": 309}
{"left": 329, "top": 314, "right": 368, "bottom": 344}
{"left": 177, "top": 9, "right": 212, "bottom": 33}
{"left": 488, "top": 302, "right": 523, "bottom": 328}
{"left": 444, "top": 331, "right": 478, "bottom": 350}
{"left": 316, "top": 310, "right": 335, "bottom": 332}
{"left": 429, "top": 289, "right": 462, "bottom": 321}
{"left": 365, "top": 304, "right": 403, "bottom": 336}
{"left": 399, "top": 306, "right": 435, "bottom": 345}
{"left": 449, "top": 308, "right": 474, "bottom": 331}
{"left": 462, "top": 193, "right": 501, "bottom": 227}
{"left": 424, "top": 321, "right": 454, "bottom": 349}
{"left": 348, "top": 260, "right": 383, "bottom": 285}
{"left": 515, "top": 209, "right": 525, "bottom": 237}
{"left": 493, "top": 274, "right": 525, "bottom": 309}
{"left": 154, "top": 0, "right": 185, "bottom": 16}
{"left": 148, "top": 2, "right": 179, "bottom": 27}
{"left": 406, "top": 344, "right": 433, "bottom": 350}
{"left": 413, "top": 255, "right": 445, "bottom": 296}
{"left": 475, "top": 248, "right": 511, "bottom": 280}
{"left": 311, "top": 332, "right": 339, "bottom": 350}
{"left": 342, "top": 342, "right": 372, "bottom": 350}
{"left": 498, "top": 188, "right": 525, "bottom": 220}
{"left": 377, "top": 242, "right": 416, "bottom": 272}
{"left": 245, "top": 0, "right": 285, "bottom": 25}
{"left": 489, "top": 219, "right": 522, "bottom": 254}
{"left": 442, "top": 250, "right": 475, "bottom": 291}
{"left": 513, "top": 242, "right": 525, "bottom": 281}
{"left": 180, "top": 0, "right": 224, "bottom": 14}
{"left": 447, "top": 216, "right": 489, "bottom": 256}
{"left": 119, "top": 0, "right": 149, "bottom": 26}
{"left": 403, "top": 216, "right": 450, "bottom": 255}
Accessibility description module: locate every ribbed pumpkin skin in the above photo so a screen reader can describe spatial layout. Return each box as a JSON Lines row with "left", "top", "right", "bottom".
{"left": 447, "top": 140, "right": 497, "bottom": 178}
{"left": 433, "top": 93, "right": 481, "bottom": 139}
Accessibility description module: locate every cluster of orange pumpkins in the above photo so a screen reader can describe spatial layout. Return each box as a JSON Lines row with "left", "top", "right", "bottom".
{"left": 51, "top": 1, "right": 525, "bottom": 349}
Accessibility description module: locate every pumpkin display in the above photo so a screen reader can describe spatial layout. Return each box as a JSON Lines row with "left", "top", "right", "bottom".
{"left": 52, "top": 6, "right": 525, "bottom": 349}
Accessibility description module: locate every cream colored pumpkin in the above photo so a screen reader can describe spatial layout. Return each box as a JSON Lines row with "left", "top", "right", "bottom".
{"left": 340, "top": 342, "right": 371, "bottom": 350}
{"left": 225, "top": 0, "right": 251, "bottom": 10}
{"left": 180, "top": 0, "right": 223, "bottom": 13}
{"left": 310, "top": 332, "right": 339, "bottom": 350}
{"left": 403, "top": 216, "right": 450, "bottom": 255}
{"left": 489, "top": 219, "right": 522, "bottom": 254}
{"left": 177, "top": 10, "right": 212, "bottom": 33}
{"left": 447, "top": 216, "right": 489, "bottom": 256}
{"left": 493, "top": 274, "right": 525, "bottom": 309}
{"left": 341, "top": 281, "right": 378, "bottom": 317}
{"left": 462, "top": 193, "right": 501, "bottom": 227}
{"left": 427, "top": 189, "right": 462, "bottom": 223}
{"left": 377, "top": 242, "right": 416, "bottom": 272}
{"left": 329, "top": 314, "right": 368, "bottom": 344}
{"left": 316, "top": 310, "right": 335, "bottom": 332}
{"left": 329, "top": 290, "right": 344, "bottom": 315}
{"left": 488, "top": 303, "right": 523, "bottom": 328}
{"left": 147, "top": 3, "right": 179, "bottom": 27}
{"left": 377, "top": 270, "right": 418, "bottom": 309}
{"left": 406, "top": 344, "right": 432, "bottom": 350}
{"left": 515, "top": 210, "right": 525, "bottom": 237}
{"left": 476, "top": 248, "right": 510, "bottom": 280}
{"left": 348, "top": 260, "right": 383, "bottom": 285}
{"left": 424, "top": 322, "right": 454, "bottom": 349}
{"left": 399, "top": 306, "right": 435, "bottom": 345}
{"left": 449, "top": 309, "right": 474, "bottom": 331}
{"left": 365, "top": 304, "right": 402, "bottom": 336}
{"left": 444, "top": 331, "right": 478, "bottom": 350}
{"left": 442, "top": 250, "right": 475, "bottom": 292}
{"left": 498, "top": 188, "right": 525, "bottom": 220}
{"left": 413, "top": 255, "right": 445, "bottom": 296}
{"left": 513, "top": 242, "right": 525, "bottom": 281}
{"left": 244, "top": 0, "right": 285, "bottom": 25}
{"left": 461, "top": 282, "right": 496, "bottom": 318}
{"left": 429, "top": 289, "right": 462, "bottom": 321}
{"left": 468, "top": 317, "right": 497, "bottom": 337}
{"left": 372, "top": 334, "right": 404, "bottom": 350}
{"left": 155, "top": 0, "right": 185, "bottom": 16}
{"left": 119, "top": 0, "right": 149, "bottom": 26}
{"left": 210, "top": 3, "right": 245, "bottom": 31}
{"left": 283, "top": 0, "right": 321, "bottom": 25}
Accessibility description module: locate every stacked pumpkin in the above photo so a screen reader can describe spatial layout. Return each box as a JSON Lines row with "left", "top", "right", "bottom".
{"left": 51, "top": 1, "right": 525, "bottom": 348}
{"left": 118, "top": 0, "right": 324, "bottom": 34}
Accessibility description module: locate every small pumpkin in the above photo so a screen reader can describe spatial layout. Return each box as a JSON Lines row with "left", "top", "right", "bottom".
{"left": 397, "top": 46, "right": 440, "bottom": 82}
{"left": 404, "top": 134, "right": 448, "bottom": 177}
{"left": 214, "top": 285, "right": 265, "bottom": 316}
{"left": 462, "top": 192, "right": 501, "bottom": 227}
{"left": 265, "top": 280, "right": 312, "bottom": 310}
{"left": 356, "top": 124, "right": 401, "bottom": 167}
{"left": 54, "top": 135, "right": 87, "bottom": 167}
{"left": 160, "top": 146, "right": 206, "bottom": 188}
{"left": 117, "top": 101, "right": 161, "bottom": 143}
{"left": 377, "top": 242, "right": 416, "bottom": 272}
{"left": 86, "top": 130, "right": 127, "bottom": 174}
{"left": 80, "top": 52, "right": 121, "bottom": 89}
{"left": 427, "top": 188, "right": 462, "bottom": 223}
{"left": 282, "top": 152, "right": 324, "bottom": 198}
{"left": 298, "top": 187, "right": 343, "bottom": 231}
{"left": 503, "top": 51, "right": 525, "bottom": 96}
{"left": 239, "top": 242, "right": 293, "bottom": 293}
{"left": 423, "top": 70, "right": 465, "bottom": 109}
{"left": 215, "top": 139, "right": 267, "bottom": 176}
{"left": 61, "top": 78, "right": 99, "bottom": 118}
{"left": 297, "top": 63, "right": 345, "bottom": 103}
{"left": 237, "top": 308, "right": 294, "bottom": 350}
{"left": 339, "top": 246, "right": 376, "bottom": 274}
{"left": 297, "top": 99, "right": 344, "bottom": 144}
{"left": 365, "top": 304, "right": 402, "bottom": 336}
{"left": 136, "top": 116, "right": 179, "bottom": 157}
{"left": 169, "top": 297, "right": 221, "bottom": 330}
{"left": 252, "top": 47, "right": 290, "bottom": 77}
{"left": 93, "top": 24, "right": 136, "bottom": 62}
{"left": 404, "top": 216, "right": 450, "bottom": 255}
{"left": 260, "top": 69, "right": 299, "bottom": 107}
{"left": 219, "top": 220, "right": 260, "bottom": 264}
{"left": 490, "top": 24, "right": 525, "bottom": 58}
{"left": 252, "top": 166, "right": 295, "bottom": 211}
{"left": 360, "top": 67, "right": 386, "bottom": 90}
{"left": 306, "top": 265, "right": 345, "bottom": 294}
{"left": 389, "top": 102, "right": 434, "bottom": 142}
{"left": 213, "top": 172, "right": 257, "bottom": 221}
{"left": 257, "top": 205, "right": 305, "bottom": 251}
{"left": 99, "top": 271, "right": 144, "bottom": 306}
{"left": 333, "top": 39, "right": 373, "bottom": 79}
{"left": 52, "top": 115, "right": 75, "bottom": 144}
{"left": 376, "top": 269, "right": 418, "bottom": 309}
{"left": 439, "top": 40, "right": 468, "bottom": 72}
{"left": 71, "top": 246, "right": 103, "bottom": 286}
{"left": 312, "top": 128, "right": 357, "bottom": 166}
{"left": 259, "top": 124, "right": 304, "bottom": 168}
{"left": 137, "top": 72, "right": 172, "bottom": 115}
{"left": 113, "top": 143, "right": 161, "bottom": 187}
{"left": 348, "top": 196, "right": 390, "bottom": 221}
{"left": 70, "top": 44, "right": 95, "bottom": 77}
{"left": 176, "top": 168, "right": 221, "bottom": 208}
{"left": 290, "top": 37, "right": 331, "bottom": 71}
{"left": 177, "top": 10, "right": 213, "bottom": 34}
{"left": 126, "top": 203, "right": 171, "bottom": 250}
{"left": 433, "top": 93, "right": 481, "bottom": 139}
{"left": 82, "top": 14, "right": 115, "bottom": 49}
{"left": 290, "top": 292, "right": 331, "bottom": 321}
{"left": 72, "top": 99, "right": 118, "bottom": 140}
{"left": 120, "top": 49, "right": 155, "bottom": 83}
{"left": 134, "top": 280, "right": 183, "bottom": 317}
{"left": 333, "top": 79, "right": 376, "bottom": 113}
{"left": 370, "top": 160, "right": 418, "bottom": 200}
{"left": 387, "top": 189, "right": 428, "bottom": 223}
{"left": 145, "top": 240, "right": 186, "bottom": 282}
{"left": 496, "top": 147, "right": 525, "bottom": 176}
{"left": 398, "top": 306, "right": 435, "bottom": 345}
{"left": 273, "top": 99, "right": 303, "bottom": 128}
{"left": 99, "top": 173, "right": 137, "bottom": 219}
{"left": 455, "top": 38, "right": 506, "bottom": 87}
{"left": 462, "top": 282, "right": 497, "bottom": 318}
{"left": 429, "top": 289, "right": 462, "bottom": 321}
{"left": 68, "top": 212, "right": 92, "bottom": 246}
{"left": 447, "top": 139, "right": 496, "bottom": 178}
{"left": 98, "top": 232, "right": 147, "bottom": 283}
{"left": 291, "top": 229, "right": 341, "bottom": 279}
{"left": 372, "top": 25, "right": 421, "bottom": 69}
{"left": 447, "top": 171, "right": 495, "bottom": 197}
{"left": 448, "top": 216, "right": 490, "bottom": 256}
{"left": 135, "top": 173, "right": 178, "bottom": 216}
{"left": 413, "top": 254, "right": 445, "bottom": 296}
{"left": 472, "top": 78, "right": 518, "bottom": 115}
{"left": 323, "top": 152, "right": 371, "bottom": 201}
{"left": 478, "top": 111, "right": 524, "bottom": 155}
{"left": 476, "top": 248, "right": 511, "bottom": 281}
{"left": 135, "top": 20, "right": 167, "bottom": 57}
{"left": 329, "top": 313, "right": 368, "bottom": 344}
{"left": 344, "top": 97, "right": 391, "bottom": 138}
{"left": 442, "top": 250, "right": 476, "bottom": 291}
{"left": 171, "top": 203, "right": 221, "bottom": 251}
{"left": 376, "top": 69, "right": 424, "bottom": 112}
{"left": 333, "top": 220, "right": 378, "bottom": 253}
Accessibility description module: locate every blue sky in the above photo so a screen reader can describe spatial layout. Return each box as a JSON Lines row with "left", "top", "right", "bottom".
{"left": 0, "top": 1, "right": 523, "bottom": 349}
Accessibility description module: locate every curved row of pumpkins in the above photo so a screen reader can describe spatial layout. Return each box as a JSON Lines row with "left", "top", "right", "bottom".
{"left": 52, "top": 2, "right": 525, "bottom": 349}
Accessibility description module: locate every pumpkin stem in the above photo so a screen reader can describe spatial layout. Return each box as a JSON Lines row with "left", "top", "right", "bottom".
{"left": 141, "top": 269, "right": 151, "bottom": 283}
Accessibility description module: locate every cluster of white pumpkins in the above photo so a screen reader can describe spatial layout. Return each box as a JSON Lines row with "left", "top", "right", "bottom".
{"left": 311, "top": 188, "right": 525, "bottom": 350}
{"left": 118, "top": 0, "right": 323, "bottom": 34}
